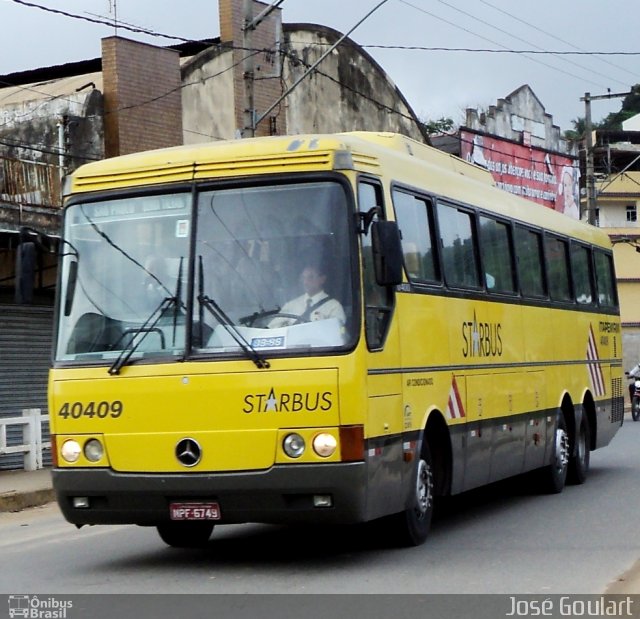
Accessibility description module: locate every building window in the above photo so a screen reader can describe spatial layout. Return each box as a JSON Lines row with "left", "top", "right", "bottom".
{"left": 627, "top": 205, "right": 637, "bottom": 223}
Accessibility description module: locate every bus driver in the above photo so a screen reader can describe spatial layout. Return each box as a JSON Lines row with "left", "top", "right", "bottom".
{"left": 270, "top": 263, "right": 345, "bottom": 328}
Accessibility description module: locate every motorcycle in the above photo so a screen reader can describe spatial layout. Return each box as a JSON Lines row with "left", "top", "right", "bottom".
{"left": 628, "top": 373, "right": 640, "bottom": 421}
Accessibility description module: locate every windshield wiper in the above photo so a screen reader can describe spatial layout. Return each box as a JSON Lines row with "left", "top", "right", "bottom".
{"left": 107, "top": 296, "right": 178, "bottom": 375}
{"left": 108, "top": 258, "right": 185, "bottom": 375}
{"left": 198, "top": 293, "right": 270, "bottom": 369}
{"left": 196, "top": 255, "right": 269, "bottom": 369}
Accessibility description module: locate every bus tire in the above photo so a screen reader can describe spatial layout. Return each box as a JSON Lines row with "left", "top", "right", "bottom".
{"left": 157, "top": 522, "right": 214, "bottom": 548}
{"left": 539, "top": 413, "right": 569, "bottom": 494}
{"left": 568, "top": 415, "right": 590, "bottom": 485}
{"left": 395, "top": 441, "right": 434, "bottom": 546}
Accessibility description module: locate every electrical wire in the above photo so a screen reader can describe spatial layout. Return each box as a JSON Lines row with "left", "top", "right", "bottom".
{"left": 359, "top": 45, "right": 640, "bottom": 57}
{"left": 477, "top": 0, "right": 640, "bottom": 83}
{"left": 433, "top": 0, "right": 625, "bottom": 89}
{"left": 7, "top": 0, "right": 212, "bottom": 44}
{"left": 398, "top": 0, "right": 616, "bottom": 91}
{"left": 0, "top": 0, "right": 611, "bottom": 166}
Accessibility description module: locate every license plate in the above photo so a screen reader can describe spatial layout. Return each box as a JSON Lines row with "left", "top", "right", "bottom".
{"left": 169, "top": 502, "right": 221, "bottom": 521}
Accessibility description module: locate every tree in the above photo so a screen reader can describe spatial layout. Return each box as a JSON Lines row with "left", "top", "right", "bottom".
{"left": 564, "top": 117, "right": 586, "bottom": 142}
{"left": 594, "top": 84, "right": 640, "bottom": 131}
{"left": 420, "top": 116, "right": 455, "bottom": 136}
{"left": 563, "top": 85, "right": 640, "bottom": 140}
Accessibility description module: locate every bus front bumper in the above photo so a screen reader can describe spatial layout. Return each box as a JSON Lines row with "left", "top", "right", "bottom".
{"left": 52, "top": 462, "right": 368, "bottom": 527}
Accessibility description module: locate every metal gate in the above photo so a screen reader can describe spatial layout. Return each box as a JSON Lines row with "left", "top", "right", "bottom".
{"left": 0, "top": 304, "right": 53, "bottom": 469}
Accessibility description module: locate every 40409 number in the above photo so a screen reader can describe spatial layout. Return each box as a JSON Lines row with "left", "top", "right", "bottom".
{"left": 57, "top": 400, "right": 123, "bottom": 419}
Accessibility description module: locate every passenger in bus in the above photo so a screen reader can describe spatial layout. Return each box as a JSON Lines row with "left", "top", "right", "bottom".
{"left": 269, "top": 263, "right": 345, "bottom": 328}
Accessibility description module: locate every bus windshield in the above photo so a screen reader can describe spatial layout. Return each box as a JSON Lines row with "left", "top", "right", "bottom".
{"left": 55, "top": 180, "right": 356, "bottom": 364}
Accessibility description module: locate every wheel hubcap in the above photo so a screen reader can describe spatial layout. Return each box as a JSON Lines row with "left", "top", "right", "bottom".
{"left": 555, "top": 428, "right": 570, "bottom": 472}
{"left": 415, "top": 458, "right": 433, "bottom": 518}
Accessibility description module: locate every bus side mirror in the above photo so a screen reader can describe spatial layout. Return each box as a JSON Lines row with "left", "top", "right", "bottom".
{"left": 371, "top": 221, "right": 403, "bottom": 287}
{"left": 64, "top": 261, "right": 78, "bottom": 316}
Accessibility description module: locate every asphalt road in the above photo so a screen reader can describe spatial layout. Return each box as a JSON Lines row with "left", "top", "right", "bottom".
{"left": 2, "top": 417, "right": 640, "bottom": 595}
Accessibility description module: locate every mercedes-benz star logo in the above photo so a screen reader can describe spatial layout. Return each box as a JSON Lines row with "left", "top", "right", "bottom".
{"left": 175, "top": 438, "right": 202, "bottom": 467}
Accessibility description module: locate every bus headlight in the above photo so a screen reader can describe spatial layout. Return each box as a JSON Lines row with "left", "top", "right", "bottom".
{"left": 312, "top": 433, "right": 337, "bottom": 457}
{"left": 283, "top": 433, "right": 305, "bottom": 458}
{"left": 84, "top": 439, "right": 104, "bottom": 462}
{"left": 60, "top": 439, "right": 82, "bottom": 463}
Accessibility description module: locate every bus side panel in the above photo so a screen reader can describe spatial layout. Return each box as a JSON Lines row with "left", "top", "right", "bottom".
{"left": 364, "top": 396, "right": 405, "bottom": 521}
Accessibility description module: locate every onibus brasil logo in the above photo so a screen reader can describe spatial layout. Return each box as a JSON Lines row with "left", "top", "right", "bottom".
{"left": 8, "top": 595, "right": 73, "bottom": 618}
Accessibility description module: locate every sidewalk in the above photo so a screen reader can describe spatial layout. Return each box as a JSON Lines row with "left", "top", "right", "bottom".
{"left": 0, "top": 467, "right": 54, "bottom": 512}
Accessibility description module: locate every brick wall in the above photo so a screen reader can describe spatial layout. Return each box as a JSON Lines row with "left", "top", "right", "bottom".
{"left": 219, "top": 0, "right": 285, "bottom": 136}
{"left": 102, "top": 37, "right": 183, "bottom": 157}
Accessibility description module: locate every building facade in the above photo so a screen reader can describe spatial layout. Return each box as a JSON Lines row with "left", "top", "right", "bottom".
{"left": 587, "top": 124, "right": 640, "bottom": 369}
{"left": 433, "top": 85, "right": 579, "bottom": 218}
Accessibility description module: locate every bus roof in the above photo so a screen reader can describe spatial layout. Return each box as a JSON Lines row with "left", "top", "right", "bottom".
{"left": 65, "top": 131, "right": 609, "bottom": 249}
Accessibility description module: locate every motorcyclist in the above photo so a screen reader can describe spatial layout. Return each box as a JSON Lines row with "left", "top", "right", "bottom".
{"left": 627, "top": 362, "right": 640, "bottom": 404}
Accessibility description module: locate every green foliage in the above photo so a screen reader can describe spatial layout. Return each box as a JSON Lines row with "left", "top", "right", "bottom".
{"left": 421, "top": 116, "right": 455, "bottom": 135}
{"left": 564, "top": 85, "right": 640, "bottom": 139}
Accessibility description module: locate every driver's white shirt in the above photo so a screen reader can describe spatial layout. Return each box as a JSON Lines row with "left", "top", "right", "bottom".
{"left": 270, "top": 291, "right": 345, "bottom": 328}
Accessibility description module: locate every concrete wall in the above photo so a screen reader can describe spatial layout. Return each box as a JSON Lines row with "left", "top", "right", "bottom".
{"left": 0, "top": 75, "right": 104, "bottom": 172}
{"left": 283, "top": 26, "right": 425, "bottom": 140}
{"left": 465, "top": 85, "right": 573, "bottom": 155}
{"left": 182, "top": 22, "right": 427, "bottom": 143}
{"left": 181, "top": 48, "right": 239, "bottom": 143}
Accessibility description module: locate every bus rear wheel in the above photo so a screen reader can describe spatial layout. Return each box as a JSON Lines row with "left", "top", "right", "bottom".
{"left": 539, "top": 414, "right": 569, "bottom": 494}
{"left": 394, "top": 442, "right": 434, "bottom": 546}
{"left": 568, "top": 415, "right": 590, "bottom": 485}
{"left": 157, "top": 522, "right": 214, "bottom": 548}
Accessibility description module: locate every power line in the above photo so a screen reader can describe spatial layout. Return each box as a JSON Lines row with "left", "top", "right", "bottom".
{"left": 0, "top": 0, "right": 616, "bottom": 161}
{"left": 360, "top": 45, "right": 640, "bottom": 57}
{"left": 7, "top": 0, "right": 212, "bottom": 44}
{"left": 398, "top": 0, "right": 609, "bottom": 91}
{"left": 434, "top": 0, "right": 625, "bottom": 89}
{"left": 477, "top": 0, "right": 640, "bottom": 83}
{"left": 253, "top": 0, "right": 392, "bottom": 131}
{"left": 0, "top": 136, "right": 101, "bottom": 160}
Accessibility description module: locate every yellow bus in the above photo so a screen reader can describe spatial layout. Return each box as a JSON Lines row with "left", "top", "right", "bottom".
{"left": 48, "top": 132, "right": 623, "bottom": 548}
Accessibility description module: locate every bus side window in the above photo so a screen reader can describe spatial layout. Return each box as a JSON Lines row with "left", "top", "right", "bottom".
{"left": 594, "top": 249, "right": 618, "bottom": 308}
{"left": 393, "top": 188, "right": 440, "bottom": 283}
{"left": 571, "top": 243, "right": 594, "bottom": 304}
{"left": 545, "top": 235, "right": 572, "bottom": 302}
{"left": 437, "top": 202, "right": 481, "bottom": 289}
{"left": 479, "top": 215, "right": 516, "bottom": 293}
{"left": 514, "top": 225, "right": 546, "bottom": 298}
{"left": 359, "top": 180, "right": 394, "bottom": 350}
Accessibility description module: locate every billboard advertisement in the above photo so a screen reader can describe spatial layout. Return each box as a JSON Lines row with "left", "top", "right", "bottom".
{"left": 460, "top": 130, "right": 580, "bottom": 219}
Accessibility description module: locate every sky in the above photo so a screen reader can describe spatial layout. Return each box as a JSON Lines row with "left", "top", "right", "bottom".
{"left": 2, "top": 0, "right": 640, "bottom": 132}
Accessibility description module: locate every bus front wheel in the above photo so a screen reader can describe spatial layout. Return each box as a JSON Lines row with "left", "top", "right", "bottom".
{"left": 395, "top": 442, "right": 434, "bottom": 546}
{"left": 157, "top": 522, "right": 214, "bottom": 548}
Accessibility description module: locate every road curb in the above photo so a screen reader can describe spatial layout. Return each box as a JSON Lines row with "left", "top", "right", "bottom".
{"left": 0, "top": 488, "right": 55, "bottom": 513}
{"left": 606, "top": 558, "right": 640, "bottom": 594}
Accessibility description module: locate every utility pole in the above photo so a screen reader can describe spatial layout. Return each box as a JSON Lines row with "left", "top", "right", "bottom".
{"left": 581, "top": 90, "right": 632, "bottom": 226}
{"left": 242, "top": 0, "right": 255, "bottom": 138}
{"left": 583, "top": 93, "right": 596, "bottom": 225}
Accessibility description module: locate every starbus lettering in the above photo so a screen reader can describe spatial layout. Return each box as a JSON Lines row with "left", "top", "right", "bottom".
{"left": 243, "top": 388, "right": 333, "bottom": 413}
{"left": 462, "top": 312, "right": 503, "bottom": 358}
